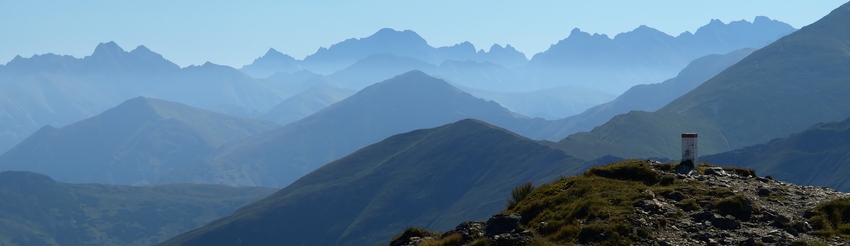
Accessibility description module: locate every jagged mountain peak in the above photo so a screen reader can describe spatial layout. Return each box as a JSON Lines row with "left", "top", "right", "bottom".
{"left": 614, "top": 24, "right": 671, "bottom": 40}
{"left": 692, "top": 16, "right": 794, "bottom": 36}
{"left": 259, "top": 48, "right": 295, "bottom": 61}
{"left": 3, "top": 53, "right": 80, "bottom": 70}
{"left": 300, "top": 28, "right": 433, "bottom": 73}
{"left": 238, "top": 47, "right": 299, "bottom": 78}
{"left": 7, "top": 55, "right": 24, "bottom": 65}
{"left": 82, "top": 41, "right": 180, "bottom": 73}
{"left": 90, "top": 41, "right": 126, "bottom": 58}
{"left": 753, "top": 15, "right": 781, "bottom": 25}
{"left": 488, "top": 43, "right": 518, "bottom": 52}
{"left": 265, "top": 47, "right": 280, "bottom": 55}
{"left": 564, "top": 28, "right": 611, "bottom": 40}
{"left": 568, "top": 27, "right": 585, "bottom": 37}
{"left": 130, "top": 45, "right": 152, "bottom": 53}
{"left": 369, "top": 28, "right": 426, "bottom": 42}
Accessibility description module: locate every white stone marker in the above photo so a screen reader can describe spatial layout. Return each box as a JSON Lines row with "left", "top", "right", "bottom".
{"left": 681, "top": 133, "right": 698, "bottom": 167}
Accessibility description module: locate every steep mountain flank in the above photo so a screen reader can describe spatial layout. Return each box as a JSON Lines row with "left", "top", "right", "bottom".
{"left": 161, "top": 119, "right": 586, "bottom": 246}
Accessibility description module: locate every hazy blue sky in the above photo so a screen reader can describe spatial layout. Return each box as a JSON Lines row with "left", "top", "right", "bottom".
{"left": 1, "top": 0, "right": 845, "bottom": 67}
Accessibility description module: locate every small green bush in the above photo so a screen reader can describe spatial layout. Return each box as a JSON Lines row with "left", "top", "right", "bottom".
{"left": 507, "top": 182, "right": 536, "bottom": 209}
{"left": 467, "top": 238, "right": 491, "bottom": 246}
{"left": 714, "top": 195, "right": 759, "bottom": 220}
{"left": 391, "top": 227, "right": 438, "bottom": 245}
{"left": 677, "top": 199, "right": 701, "bottom": 212}
{"left": 791, "top": 240, "right": 830, "bottom": 246}
{"left": 586, "top": 160, "right": 665, "bottom": 186}
{"left": 707, "top": 188, "right": 735, "bottom": 198}
{"left": 722, "top": 167, "right": 757, "bottom": 177}
{"left": 810, "top": 198, "right": 850, "bottom": 239}
{"left": 420, "top": 233, "right": 463, "bottom": 246}
{"left": 652, "top": 163, "right": 677, "bottom": 172}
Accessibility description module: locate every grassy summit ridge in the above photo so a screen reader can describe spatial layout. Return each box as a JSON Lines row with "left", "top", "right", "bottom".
{"left": 390, "top": 160, "right": 850, "bottom": 246}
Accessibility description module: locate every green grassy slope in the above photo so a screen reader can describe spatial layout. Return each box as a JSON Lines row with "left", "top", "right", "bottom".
{"left": 703, "top": 116, "right": 850, "bottom": 192}
{"left": 0, "top": 97, "right": 277, "bottom": 185}
{"left": 558, "top": 2, "right": 850, "bottom": 160}
{"left": 0, "top": 171, "right": 275, "bottom": 246}
{"left": 160, "top": 119, "right": 587, "bottom": 246}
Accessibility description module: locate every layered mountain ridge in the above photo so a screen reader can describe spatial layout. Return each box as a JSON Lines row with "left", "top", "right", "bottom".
{"left": 525, "top": 16, "right": 794, "bottom": 92}
{"left": 0, "top": 170, "right": 275, "bottom": 246}
{"left": 0, "top": 97, "right": 277, "bottom": 185}
{"left": 155, "top": 70, "right": 560, "bottom": 187}
{"left": 160, "top": 119, "right": 588, "bottom": 246}
{"left": 556, "top": 3, "right": 850, "bottom": 161}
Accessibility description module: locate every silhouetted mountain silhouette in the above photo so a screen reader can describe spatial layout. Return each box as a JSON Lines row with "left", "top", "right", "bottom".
{"left": 239, "top": 48, "right": 300, "bottom": 78}
{"left": 524, "top": 16, "right": 795, "bottom": 92}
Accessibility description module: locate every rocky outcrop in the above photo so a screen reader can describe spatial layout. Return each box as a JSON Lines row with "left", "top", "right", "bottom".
{"left": 391, "top": 214, "right": 532, "bottom": 246}
{"left": 646, "top": 164, "right": 847, "bottom": 245}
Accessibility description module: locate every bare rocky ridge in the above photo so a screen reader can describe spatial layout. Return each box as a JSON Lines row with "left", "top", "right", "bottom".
{"left": 391, "top": 161, "right": 850, "bottom": 246}
{"left": 649, "top": 165, "right": 847, "bottom": 245}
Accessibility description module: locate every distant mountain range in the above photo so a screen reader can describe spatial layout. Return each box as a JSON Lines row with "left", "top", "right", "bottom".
{"left": 0, "top": 171, "right": 274, "bottom": 245}
{"left": 241, "top": 18, "right": 794, "bottom": 94}
{"left": 0, "top": 7, "right": 844, "bottom": 246}
{"left": 0, "top": 42, "right": 293, "bottom": 155}
{"left": 0, "top": 97, "right": 277, "bottom": 185}
{"left": 157, "top": 8, "right": 850, "bottom": 244}
{"left": 231, "top": 19, "right": 793, "bottom": 119}
{"left": 161, "top": 119, "right": 588, "bottom": 246}
{"left": 155, "top": 71, "right": 564, "bottom": 187}
{"left": 0, "top": 17, "right": 795, "bottom": 157}
{"left": 524, "top": 16, "right": 795, "bottom": 92}
{"left": 556, "top": 4, "right": 850, "bottom": 160}
{"left": 298, "top": 28, "right": 529, "bottom": 74}
{"left": 1, "top": 70, "right": 619, "bottom": 189}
